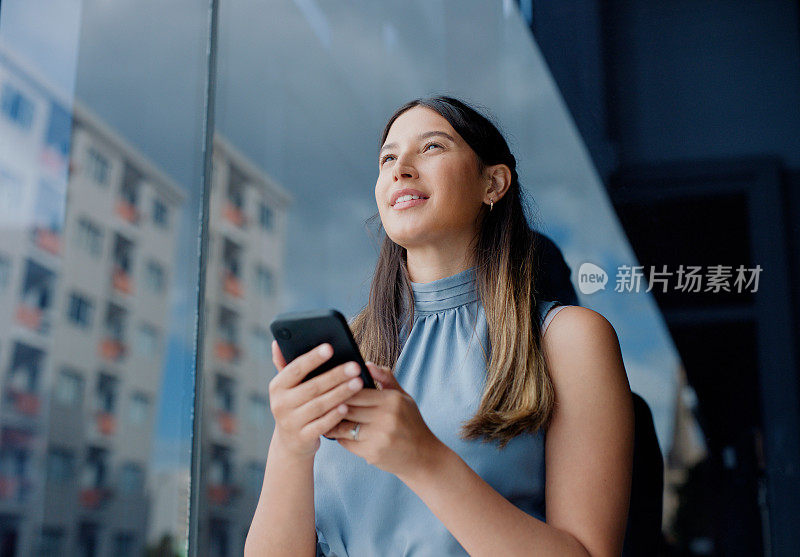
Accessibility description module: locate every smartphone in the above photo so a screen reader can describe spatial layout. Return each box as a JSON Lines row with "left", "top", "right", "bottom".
{"left": 269, "top": 308, "right": 377, "bottom": 389}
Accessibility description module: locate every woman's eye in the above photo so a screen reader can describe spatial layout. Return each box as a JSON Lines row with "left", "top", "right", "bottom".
{"left": 380, "top": 144, "right": 439, "bottom": 165}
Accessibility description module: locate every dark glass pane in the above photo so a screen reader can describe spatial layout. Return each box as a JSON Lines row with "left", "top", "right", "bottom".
{"left": 0, "top": 0, "right": 210, "bottom": 555}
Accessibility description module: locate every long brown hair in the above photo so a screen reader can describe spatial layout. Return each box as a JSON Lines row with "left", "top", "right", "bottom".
{"left": 349, "top": 96, "right": 554, "bottom": 449}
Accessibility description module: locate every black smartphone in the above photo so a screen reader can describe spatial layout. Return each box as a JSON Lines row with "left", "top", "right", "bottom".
{"left": 269, "top": 308, "right": 377, "bottom": 389}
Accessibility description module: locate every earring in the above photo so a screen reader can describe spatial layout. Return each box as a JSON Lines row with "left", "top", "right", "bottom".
{"left": 490, "top": 198, "right": 494, "bottom": 211}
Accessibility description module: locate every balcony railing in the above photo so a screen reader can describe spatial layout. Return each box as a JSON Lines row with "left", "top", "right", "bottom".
{"left": 216, "top": 410, "right": 237, "bottom": 435}
{"left": 222, "top": 270, "right": 243, "bottom": 298}
{"left": 115, "top": 200, "right": 140, "bottom": 224}
{"left": 111, "top": 266, "right": 134, "bottom": 295}
{"left": 0, "top": 476, "right": 32, "bottom": 502}
{"left": 214, "top": 340, "right": 240, "bottom": 363}
{"left": 5, "top": 387, "right": 41, "bottom": 416}
{"left": 34, "top": 227, "right": 61, "bottom": 255}
{"left": 99, "top": 337, "right": 127, "bottom": 362}
{"left": 96, "top": 411, "right": 116, "bottom": 435}
{"left": 223, "top": 202, "right": 246, "bottom": 228}
{"left": 15, "top": 304, "right": 49, "bottom": 334}
{"left": 79, "top": 486, "right": 112, "bottom": 509}
{"left": 207, "top": 483, "right": 238, "bottom": 506}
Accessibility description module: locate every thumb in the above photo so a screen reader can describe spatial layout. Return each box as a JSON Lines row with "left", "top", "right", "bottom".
{"left": 365, "top": 362, "right": 403, "bottom": 391}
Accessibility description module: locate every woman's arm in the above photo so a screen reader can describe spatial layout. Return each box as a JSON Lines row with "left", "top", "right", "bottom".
{"left": 245, "top": 341, "right": 366, "bottom": 556}
{"left": 244, "top": 433, "right": 317, "bottom": 557}
{"left": 396, "top": 306, "right": 635, "bottom": 557}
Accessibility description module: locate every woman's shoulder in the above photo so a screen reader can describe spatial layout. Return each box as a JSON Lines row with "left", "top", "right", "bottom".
{"left": 541, "top": 304, "right": 616, "bottom": 344}
{"left": 540, "top": 304, "right": 624, "bottom": 385}
{"left": 537, "top": 300, "right": 600, "bottom": 333}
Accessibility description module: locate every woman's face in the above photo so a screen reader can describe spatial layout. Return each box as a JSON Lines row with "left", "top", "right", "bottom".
{"left": 375, "top": 106, "right": 487, "bottom": 251}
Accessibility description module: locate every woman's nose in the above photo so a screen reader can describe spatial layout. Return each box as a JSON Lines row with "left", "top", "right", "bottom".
{"left": 392, "top": 156, "right": 418, "bottom": 181}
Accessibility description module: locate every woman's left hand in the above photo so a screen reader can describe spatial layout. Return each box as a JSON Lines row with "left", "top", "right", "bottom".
{"left": 323, "top": 362, "right": 445, "bottom": 479}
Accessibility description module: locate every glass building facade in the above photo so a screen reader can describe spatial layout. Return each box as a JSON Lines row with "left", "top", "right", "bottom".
{"left": 2, "top": 0, "right": 796, "bottom": 556}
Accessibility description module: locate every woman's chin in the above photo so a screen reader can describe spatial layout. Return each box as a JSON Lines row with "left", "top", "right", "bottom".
{"left": 386, "top": 226, "right": 433, "bottom": 249}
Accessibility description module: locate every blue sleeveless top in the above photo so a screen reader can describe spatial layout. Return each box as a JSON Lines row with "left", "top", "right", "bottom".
{"left": 313, "top": 266, "right": 561, "bottom": 556}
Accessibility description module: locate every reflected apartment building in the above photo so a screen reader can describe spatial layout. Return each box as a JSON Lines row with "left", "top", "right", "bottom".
{"left": 0, "top": 44, "right": 184, "bottom": 555}
{"left": 196, "top": 136, "right": 291, "bottom": 557}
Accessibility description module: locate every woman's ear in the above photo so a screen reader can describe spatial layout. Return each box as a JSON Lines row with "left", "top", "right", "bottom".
{"left": 485, "top": 164, "right": 512, "bottom": 202}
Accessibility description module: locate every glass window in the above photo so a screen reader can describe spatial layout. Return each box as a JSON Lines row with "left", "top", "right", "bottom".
{"left": 74, "top": 217, "right": 103, "bottom": 257}
{"left": 34, "top": 179, "right": 65, "bottom": 235}
{"left": 247, "top": 394, "right": 268, "bottom": 429}
{"left": 76, "top": 523, "right": 99, "bottom": 557}
{"left": 119, "top": 463, "right": 144, "bottom": 494}
{"left": 209, "top": 445, "right": 232, "bottom": 485}
{"left": 128, "top": 392, "right": 150, "bottom": 426}
{"left": 245, "top": 461, "right": 264, "bottom": 494}
{"left": 0, "top": 252, "right": 11, "bottom": 291}
{"left": 44, "top": 101, "right": 71, "bottom": 161}
{"left": 0, "top": 442, "right": 32, "bottom": 502}
{"left": 55, "top": 368, "right": 83, "bottom": 406}
{"left": 135, "top": 323, "right": 159, "bottom": 356}
{"left": 144, "top": 259, "right": 166, "bottom": 293}
{"left": 214, "top": 375, "right": 235, "bottom": 413}
{"left": 209, "top": 519, "right": 230, "bottom": 557}
{"left": 46, "top": 448, "right": 75, "bottom": 482}
{"left": 0, "top": 167, "right": 24, "bottom": 213}
{"left": 258, "top": 202, "right": 273, "bottom": 231}
{"left": 6, "top": 342, "right": 43, "bottom": 394}
{"left": 118, "top": 163, "right": 141, "bottom": 219}
{"left": 112, "top": 232, "right": 135, "bottom": 274}
{"left": 86, "top": 147, "right": 109, "bottom": 185}
{"left": 153, "top": 197, "right": 169, "bottom": 228}
{"left": 250, "top": 328, "right": 270, "bottom": 362}
{"left": 66, "top": 291, "right": 93, "bottom": 328}
{"left": 102, "top": 302, "right": 128, "bottom": 344}
{"left": 112, "top": 533, "right": 135, "bottom": 557}
{"left": 95, "top": 373, "right": 118, "bottom": 413}
{"left": 1, "top": 83, "right": 34, "bottom": 129}
{"left": 37, "top": 528, "right": 64, "bottom": 557}
{"left": 19, "top": 259, "right": 54, "bottom": 319}
{"left": 254, "top": 264, "right": 273, "bottom": 298}
{"left": 81, "top": 448, "right": 108, "bottom": 489}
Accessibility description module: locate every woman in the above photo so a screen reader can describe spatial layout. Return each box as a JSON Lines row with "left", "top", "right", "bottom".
{"left": 246, "top": 96, "right": 634, "bottom": 556}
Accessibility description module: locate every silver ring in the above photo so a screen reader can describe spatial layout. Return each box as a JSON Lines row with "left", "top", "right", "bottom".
{"left": 350, "top": 422, "right": 361, "bottom": 441}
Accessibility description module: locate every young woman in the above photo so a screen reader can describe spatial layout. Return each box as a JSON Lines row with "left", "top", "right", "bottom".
{"left": 246, "top": 96, "right": 634, "bottom": 557}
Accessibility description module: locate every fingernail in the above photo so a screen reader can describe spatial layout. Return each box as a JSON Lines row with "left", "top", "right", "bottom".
{"left": 338, "top": 404, "right": 348, "bottom": 414}
{"left": 319, "top": 344, "right": 332, "bottom": 356}
{"left": 348, "top": 377, "right": 362, "bottom": 390}
{"left": 345, "top": 363, "right": 360, "bottom": 376}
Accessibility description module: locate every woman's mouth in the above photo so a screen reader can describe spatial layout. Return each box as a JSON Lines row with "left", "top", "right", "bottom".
{"left": 392, "top": 197, "right": 429, "bottom": 210}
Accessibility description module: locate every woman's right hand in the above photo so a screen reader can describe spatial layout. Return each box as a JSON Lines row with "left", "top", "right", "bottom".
{"left": 268, "top": 340, "right": 364, "bottom": 461}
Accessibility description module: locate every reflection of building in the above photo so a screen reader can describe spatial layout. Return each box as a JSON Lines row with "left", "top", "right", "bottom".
{"left": 0, "top": 44, "right": 185, "bottom": 555}
{"left": 196, "top": 136, "right": 291, "bottom": 556}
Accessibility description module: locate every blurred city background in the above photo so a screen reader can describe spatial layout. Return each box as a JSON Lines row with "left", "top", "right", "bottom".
{"left": 0, "top": 1, "right": 797, "bottom": 556}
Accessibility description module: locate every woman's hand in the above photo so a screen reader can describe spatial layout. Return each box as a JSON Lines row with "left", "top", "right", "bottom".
{"left": 323, "top": 362, "right": 446, "bottom": 479}
{"left": 268, "top": 340, "right": 365, "bottom": 461}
